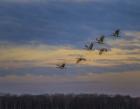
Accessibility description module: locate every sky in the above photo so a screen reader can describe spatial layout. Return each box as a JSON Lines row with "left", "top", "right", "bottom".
{"left": 0, "top": 0, "right": 140, "bottom": 96}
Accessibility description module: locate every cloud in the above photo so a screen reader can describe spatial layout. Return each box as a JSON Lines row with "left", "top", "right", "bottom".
{"left": 0, "top": 0, "right": 114, "bottom": 3}
{"left": 0, "top": 35, "right": 139, "bottom": 69}
{"left": 0, "top": 0, "right": 140, "bottom": 45}
{"left": 0, "top": 0, "right": 135, "bottom": 4}
{"left": 0, "top": 71, "right": 140, "bottom": 83}
{"left": 0, "top": 71, "right": 140, "bottom": 96}
{"left": 0, "top": 0, "right": 47, "bottom": 3}
{"left": 124, "top": 31, "right": 140, "bottom": 39}
{"left": 0, "top": 30, "right": 139, "bottom": 84}
{"left": 0, "top": 29, "right": 140, "bottom": 76}
{"left": 0, "top": 0, "right": 140, "bottom": 96}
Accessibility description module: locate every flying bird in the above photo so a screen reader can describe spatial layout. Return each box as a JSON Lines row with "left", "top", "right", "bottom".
{"left": 76, "top": 57, "right": 86, "bottom": 64}
{"left": 96, "top": 35, "right": 105, "bottom": 44}
{"left": 56, "top": 63, "right": 66, "bottom": 69}
{"left": 85, "top": 42, "right": 94, "bottom": 50}
{"left": 112, "top": 29, "right": 120, "bottom": 37}
{"left": 99, "top": 48, "right": 108, "bottom": 55}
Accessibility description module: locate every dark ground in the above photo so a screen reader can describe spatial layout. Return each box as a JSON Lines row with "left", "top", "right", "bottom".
{"left": 0, "top": 94, "right": 140, "bottom": 109}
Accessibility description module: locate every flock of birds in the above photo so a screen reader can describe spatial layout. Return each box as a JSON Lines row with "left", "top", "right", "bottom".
{"left": 56, "top": 29, "right": 121, "bottom": 69}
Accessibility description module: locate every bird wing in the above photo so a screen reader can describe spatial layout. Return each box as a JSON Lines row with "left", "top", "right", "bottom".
{"left": 76, "top": 59, "right": 81, "bottom": 63}
{"left": 100, "top": 36, "right": 104, "bottom": 42}
{"left": 56, "top": 63, "right": 65, "bottom": 68}
{"left": 61, "top": 64, "right": 65, "bottom": 67}
{"left": 116, "top": 29, "right": 120, "bottom": 36}
{"left": 89, "top": 43, "right": 93, "bottom": 49}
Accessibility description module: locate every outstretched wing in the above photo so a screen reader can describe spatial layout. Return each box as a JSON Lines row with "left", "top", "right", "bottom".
{"left": 112, "top": 29, "right": 120, "bottom": 37}
{"left": 89, "top": 42, "right": 93, "bottom": 50}
{"left": 56, "top": 63, "right": 65, "bottom": 69}
{"left": 76, "top": 59, "right": 81, "bottom": 63}
{"left": 61, "top": 63, "right": 65, "bottom": 68}
{"left": 100, "top": 36, "right": 104, "bottom": 42}
{"left": 115, "top": 29, "right": 120, "bottom": 36}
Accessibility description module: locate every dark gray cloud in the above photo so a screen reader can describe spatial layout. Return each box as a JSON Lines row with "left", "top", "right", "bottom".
{"left": 0, "top": 0, "right": 140, "bottom": 46}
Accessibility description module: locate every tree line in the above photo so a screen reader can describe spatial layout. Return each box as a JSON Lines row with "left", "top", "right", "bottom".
{"left": 0, "top": 94, "right": 140, "bottom": 109}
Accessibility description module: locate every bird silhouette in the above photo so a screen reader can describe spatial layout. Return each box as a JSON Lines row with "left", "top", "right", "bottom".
{"left": 56, "top": 63, "right": 66, "bottom": 69}
{"left": 76, "top": 57, "right": 86, "bottom": 64}
{"left": 112, "top": 29, "right": 120, "bottom": 37}
{"left": 85, "top": 42, "right": 94, "bottom": 50}
{"left": 96, "top": 35, "right": 105, "bottom": 44}
{"left": 99, "top": 48, "right": 108, "bottom": 55}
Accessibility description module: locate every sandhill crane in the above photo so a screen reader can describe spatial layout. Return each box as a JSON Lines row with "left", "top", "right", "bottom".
{"left": 76, "top": 57, "right": 86, "bottom": 64}
{"left": 56, "top": 63, "right": 66, "bottom": 69}
{"left": 99, "top": 48, "right": 108, "bottom": 55}
{"left": 112, "top": 29, "right": 120, "bottom": 37}
{"left": 96, "top": 35, "right": 105, "bottom": 44}
{"left": 85, "top": 42, "right": 94, "bottom": 50}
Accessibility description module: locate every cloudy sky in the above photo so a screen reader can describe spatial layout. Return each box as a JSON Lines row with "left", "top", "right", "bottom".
{"left": 0, "top": 0, "right": 140, "bottom": 96}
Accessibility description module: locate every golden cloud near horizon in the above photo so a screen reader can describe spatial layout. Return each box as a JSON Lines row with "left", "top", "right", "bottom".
{"left": 0, "top": 31, "right": 140, "bottom": 69}
{"left": 0, "top": 45, "right": 139, "bottom": 69}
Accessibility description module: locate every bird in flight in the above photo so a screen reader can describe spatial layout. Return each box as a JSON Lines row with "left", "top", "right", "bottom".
{"left": 112, "top": 29, "right": 120, "bottom": 37}
{"left": 76, "top": 57, "right": 86, "bottom": 64}
{"left": 99, "top": 48, "right": 108, "bottom": 55}
{"left": 96, "top": 35, "right": 105, "bottom": 44}
{"left": 56, "top": 63, "right": 66, "bottom": 69}
{"left": 85, "top": 42, "right": 94, "bottom": 50}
